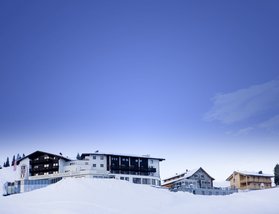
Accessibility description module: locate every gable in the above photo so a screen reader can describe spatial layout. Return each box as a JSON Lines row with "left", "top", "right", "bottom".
{"left": 188, "top": 168, "right": 214, "bottom": 181}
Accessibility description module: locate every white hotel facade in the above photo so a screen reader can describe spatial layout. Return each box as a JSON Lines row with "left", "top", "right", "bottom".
{"left": 4, "top": 151, "right": 165, "bottom": 195}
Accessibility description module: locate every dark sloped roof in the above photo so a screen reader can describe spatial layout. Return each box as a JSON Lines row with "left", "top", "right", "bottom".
{"left": 17, "top": 150, "right": 71, "bottom": 164}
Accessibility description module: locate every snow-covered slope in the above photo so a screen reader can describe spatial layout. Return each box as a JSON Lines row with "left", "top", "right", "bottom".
{"left": 0, "top": 166, "right": 19, "bottom": 186}
{"left": 0, "top": 178, "right": 279, "bottom": 214}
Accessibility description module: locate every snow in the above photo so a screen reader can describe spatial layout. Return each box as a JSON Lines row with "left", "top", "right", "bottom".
{"left": 0, "top": 166, "right": 19, "bottom": 186}
{"left": 0, "top": 178, "right": 278, "bottom": 214}
{"left": 235, "top": 171, "right": 274, "bottom": 177}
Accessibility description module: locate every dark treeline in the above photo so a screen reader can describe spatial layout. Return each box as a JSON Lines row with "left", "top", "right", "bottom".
{"left": 1, "top": 153, "right": 25, "bottom": 169}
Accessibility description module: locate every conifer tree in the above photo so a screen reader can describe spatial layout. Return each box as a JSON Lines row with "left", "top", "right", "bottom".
{"left": 6, "top": 157, "right": 10, "bottom": 167}
{"left": 12, "top": 155, "right": 16, "bottom": 166}
{"left": 76, "top": 153, "right": 81, "bottom": 160}
{"left": 274, "top": 164, "right": 279, "bottom": 186}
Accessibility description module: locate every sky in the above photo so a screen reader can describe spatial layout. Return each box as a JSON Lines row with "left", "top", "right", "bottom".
{"left": 0, "top": 0, "right": 279, "bottom": 181}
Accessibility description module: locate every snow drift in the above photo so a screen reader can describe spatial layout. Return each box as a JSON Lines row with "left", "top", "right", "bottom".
{"left": 0, "top": 177, "right": 279, "bottom": 214}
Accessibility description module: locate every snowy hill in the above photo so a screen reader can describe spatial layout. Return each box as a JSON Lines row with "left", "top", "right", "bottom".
{"left": 0, "top": 167, "right": 19, "bottom": 185}
{"left": 0, "top": 177, "right": 279, "bottom": 214}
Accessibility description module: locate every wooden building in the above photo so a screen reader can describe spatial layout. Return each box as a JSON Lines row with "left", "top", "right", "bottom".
{"left": 226, "top": 171, "right": 273, "bottom": 190}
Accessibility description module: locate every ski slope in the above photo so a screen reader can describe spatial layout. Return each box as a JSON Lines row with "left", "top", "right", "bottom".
{"left": 0, "top": 177, "right": 278, "bottom": 214}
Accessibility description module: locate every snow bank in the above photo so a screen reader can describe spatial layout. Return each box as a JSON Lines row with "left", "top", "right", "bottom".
{"left": 0, "top": 166, "right": 19, "bottom": 195}
{"left": 0, "top": 178, "right": 278, "bottom": 214}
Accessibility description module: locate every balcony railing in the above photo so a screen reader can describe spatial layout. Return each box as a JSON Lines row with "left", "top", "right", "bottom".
{"left": 30, "top": 166, "right": 59, "bottom": 173}
{"left": 110, "top": 165, "right": 156, "bottom": 173}
{"left": 240, "top": 178, "right": 271, "bottom": 183}
{"left": 30, "top": 159, "right": 58, "bottom": 164}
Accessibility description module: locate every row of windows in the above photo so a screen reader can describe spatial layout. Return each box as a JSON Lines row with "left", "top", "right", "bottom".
{"left": 194, "top": 174, "right": 205, "bottom": 178}
{"left": 93, "top": 155, "right": 104, "bottom": 160}
{"left": 131, "top": 177, "right": 158, "bottom": 185}
{"left": 111, "top": 157, "right": 154, "bottom": 163}
{"left": 93, "top": 164, "right": 104, "bottom": 168}
{"left": 34, "top": 156, "right": 57, "bottom": 161}
{"left": 34, "top": 163, "right": 59, "bottom": 168}
{"left": 33, "top": 171, "right": 58, "bottom": 176}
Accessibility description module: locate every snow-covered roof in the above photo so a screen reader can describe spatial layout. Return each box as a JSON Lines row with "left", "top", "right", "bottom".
{"left": 226, "top": 171, "right": 274, "bottom": 181}
{"left": 80, "top": 152, "right": 165, "bottom": 161}
{"left": 236, "top": 171, "right": 274, "bottom": 177}
{"left": 162, "top": 167, "right": 214, "bottom": 186}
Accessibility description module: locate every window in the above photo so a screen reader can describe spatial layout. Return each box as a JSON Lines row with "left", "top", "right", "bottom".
{"left": 120, "top": 177, "right": 125, "bottom": 180}
{"left": 85, "top": 162, "right": 89, "bottom": 165}
{"left": 152, "top": 179, "right": 156, "bottom": 185}
{"left": 150, "top": 160, "right": 153, "bottom": 164}
{"left": 100, "top": 156, "right": 104, "bottom": 160}
{"left": 133, "top": 178, "right": 141, "bottom": 184}
{"left": 142, "top": 178, "right": 151, "bottom": 185}
{"left": 93, "top": 156, "right": 96, "bottom": 160}
{"left": 100, "top": 164, "right": 104, "bottom": 167}
{"left": 93, "top": 164, "right": 96, "bottom": 167}
{"left": 125, "top": 177, "right": 129, "bottom": 181}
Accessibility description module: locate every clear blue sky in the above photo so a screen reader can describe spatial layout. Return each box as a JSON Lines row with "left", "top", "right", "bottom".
{"left": 1, "top": 0, "right": 279, "bottom": 180}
